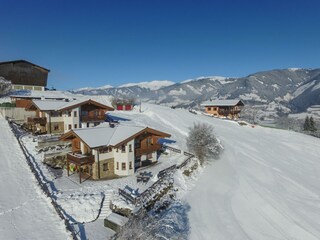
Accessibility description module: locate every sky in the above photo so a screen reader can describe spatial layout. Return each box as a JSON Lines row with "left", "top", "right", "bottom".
{"left": 1, "top": 0, "right": 320, "bottom": 90}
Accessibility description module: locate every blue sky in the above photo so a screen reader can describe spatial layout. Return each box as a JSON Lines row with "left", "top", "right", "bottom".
{"left": 1, "top": 0, "right": 320, "bottom": 90}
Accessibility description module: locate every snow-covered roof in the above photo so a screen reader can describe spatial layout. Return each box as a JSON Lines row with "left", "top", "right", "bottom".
{"left": 30, "top": 99, "right": 113, "bottom": 111}
{"left": 65, "top": 123, "right": 170, "bottom": 148}
{"left": 31, "top": 99, "right": 68, "bottom": 111}
{"left": 106, "top": 212, "right": 128, "bottom": 226}
{"left": 72, "top": 124, "right": 145, "bottom": 148}
{"left": 10, "top": 90, "right": 77, "bottom": 100}
{"left": 201, "top": 99, "right": 244, "bottom": 107}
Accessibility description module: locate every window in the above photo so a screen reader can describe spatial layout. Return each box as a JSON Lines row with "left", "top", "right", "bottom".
{"left": 213, "top": 107, "right": 217, "bottom": 111}
{"left": 87, "top": 122, "right": 90, "bottom": 128}
{"left": 74, "top": 111, "right": 77, "bottom": 117}
{"left": 121, "top": 145, "right": 126, "bottom": 153}
{"left": 129, "top": 162, "right": 132, "bottom": 169}
{"left": 147, "top": 138, "right": 152, "bottom": 146}
{"left": 100, "top": 147, "right": 109, "bottom": 153}
{"left": 103, "top": 163, "right": 109, "bottom": 171}
{"left": 68, "top": 124, "right": 72, "bottom": 130}
{"left": 116, "top": 162, "right": 119, "bottom": 170}
{"left": 74, "top": 124, "right": 77, "bottom": 129}
{"left": 68, "top": 111, "right": 71, "bottom": 117}
{"left": 208, "top": 107, "right": 211, "bottom": 111}
{"left": 147, "top": 153, "right": 152, "bottom": 159}
{"left": 116, "top": 148, "right": 119, "bottom": 152}
{"left": 122, "top": 162, "right": 126, "bottom": 170}
{"left": 54, "top": 124, "right": 59, "bottom": 131}
{"left": 129, "top": 144, "right": 132, "bottom": 152}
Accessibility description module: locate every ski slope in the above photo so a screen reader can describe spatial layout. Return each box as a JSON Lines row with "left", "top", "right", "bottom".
{"left": 112, "top": 103, "right": 320, "bottom": 240}
{"left": 0, "top": 116, "right": 70, "bottom": 239}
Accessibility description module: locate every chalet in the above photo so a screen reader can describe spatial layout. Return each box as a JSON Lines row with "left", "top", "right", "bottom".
{"left": 0, "top": 60, "right": 49, "bottom": 91}
{"left": 60, "top": 124, "right": 171, "bottom": 183}
{"left": 25, "top": 99, "right": 114, "bottom": 134}
{"left": 201, "top": 99, "right": 244, "bottom": 119}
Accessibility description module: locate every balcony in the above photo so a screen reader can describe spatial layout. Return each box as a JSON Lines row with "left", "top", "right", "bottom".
{"left": 80, "top": 115, "right": 105, "bottom": 122}
{"left": 135, "top": 144, "right": 161, "bottom": 156}
{"left": 67, "top": 152, "right": 95, "bottom": 165}
{"left": 218, "top": 109, "right": 241, "bottom": 115}
{"left": 27, "top": 117, "right": 47, "bottom": 125}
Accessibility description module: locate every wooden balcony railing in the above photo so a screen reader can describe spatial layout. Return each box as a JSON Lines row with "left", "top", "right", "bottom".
{"left": 67, "top": 152, "right": 95, "bottom": 165}
{"left": 27, "top": 117, "right": 47, "bottom": 125}
{"left": 80, "top": 115, "right": 105, "bottom": 122}
{"left": 218, "top": 109, "right": 241, "bottom": 115}
{"left": 135, "top": 144, "right": 161, "bottom": 156}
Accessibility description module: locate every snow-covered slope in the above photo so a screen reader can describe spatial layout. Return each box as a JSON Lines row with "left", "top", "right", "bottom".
{"left": 111, "top": 103, "right": 320, "bottom": 240}
{"left": 119, "top": 80, "right": 174, "bottom": 90}
{"left": 0, "top": 116, "right": 69, "bottom": 239}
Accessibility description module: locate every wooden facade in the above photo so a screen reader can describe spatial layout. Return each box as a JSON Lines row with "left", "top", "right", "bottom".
{"left": 0, "top": 60, "right": 49, "bottom": 90}
{"left": 202, "top": 100, "right": 244, "bottom": 119}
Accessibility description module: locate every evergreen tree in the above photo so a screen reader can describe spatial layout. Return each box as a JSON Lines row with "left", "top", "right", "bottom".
{"left": 303, "top": 116, "right": 310, "bottom": 131}
{"left": 309, "top": 116, "right": 317, "bottom": 132}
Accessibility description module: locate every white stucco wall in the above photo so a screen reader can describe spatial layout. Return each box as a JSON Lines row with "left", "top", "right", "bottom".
{"left": 63, "top": 107, "right": 80, "bottom": 133}
{"left": 114, "top": 139, "right": 135, "bottom": 176}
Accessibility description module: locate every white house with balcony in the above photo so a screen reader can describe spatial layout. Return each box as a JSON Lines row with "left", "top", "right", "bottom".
{"left": 60, "top": 123, "right": 171, "bottom": 183}
{"left": 25, "top": 99, "right": 114, "bottom": 134}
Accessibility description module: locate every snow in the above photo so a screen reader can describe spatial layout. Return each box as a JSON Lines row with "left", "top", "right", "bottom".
{"left": 106, "top": 212, "right": 128, "bottom": 226}
{"left": 168, "top": 88, "right": 187, "bottom": 96}
{"left": 0, "top": 116, "right": 70, "bottom": 239}
{"left": 110, "top": 103, "right": 320, "bottom": 240}
{"left": 293, "top": 80, "right": 316, "bottom": 97}
{"left": 119, "top": 80, "right": 175, "bottom": 90}
{"left": 288, "top": 68, "right": 301, "bottom": 72}
{"left": 3, "top": 96, "right": 320, "bottom": 239}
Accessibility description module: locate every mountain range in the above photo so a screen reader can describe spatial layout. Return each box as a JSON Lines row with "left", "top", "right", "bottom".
{"left": 72, "top": 68, "right": 320, "bottom": 115}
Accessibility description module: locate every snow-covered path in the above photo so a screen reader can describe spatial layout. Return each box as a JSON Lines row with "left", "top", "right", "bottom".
{"left": 0, "top": 116, "right": 69, "bottom": 239}
{"left": 112, "top": 104, "right": 320, "bottom": 240}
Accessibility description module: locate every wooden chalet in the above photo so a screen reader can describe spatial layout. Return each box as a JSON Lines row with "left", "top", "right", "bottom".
{"left": 60, "top": 124, "right": 171, "bottom": 183}
{"left": 201, "top": 99, "right": 244, "bottom": 119}
{"left": 0, "top": 60, "right": 49, "bottom": 91}
{"left": 25, "top": 99, "right": 114, "bottom": 134}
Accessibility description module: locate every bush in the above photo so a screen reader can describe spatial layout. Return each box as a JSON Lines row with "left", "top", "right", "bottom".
{"left": 186, "top": 123, "right": 222, "bottom": 164}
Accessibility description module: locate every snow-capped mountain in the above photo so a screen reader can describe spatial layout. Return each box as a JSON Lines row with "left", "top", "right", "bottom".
{"left": 72, "top": 68, "right": 320, "bottom": 114}
{"left": 119, "top": 80, "right": 175, "bottom": 90}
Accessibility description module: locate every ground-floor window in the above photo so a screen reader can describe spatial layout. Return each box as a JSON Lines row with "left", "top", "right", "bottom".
{"left": 53, "top": 124, "right": 59, "bottom": 131}
{"left": 103, "top": 163, "right": 109, "bottom": 171}
{"left": 116, "top": 162, "right": 119, "bottom": 170}
{"left": 68, "top": 124, "right": 72, "bottom": 130}
{"left": 122, "top": 162, "right": 126, "bottom": 170}
{"left": 129, "top": 162, "right": 132, "bottom": 169}
{"left": 147, "top": 153, "right": 152, "bottom": 159}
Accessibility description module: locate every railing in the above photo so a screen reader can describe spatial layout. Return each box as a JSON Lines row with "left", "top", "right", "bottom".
{"left": 162, "top": 145, "right": 182, "bottom": 154}
{"left": 157, "top": 164, "right": 177, "bottom": 178}
{"left": 218, "top": 109, "right": 241, "bottom": 115}
{"left": 27, "top": 117, "right": 47, "bottom": 125}
{"left": 67, "top": 152, "right": 95, "bottom": 165}
{"left": 135, "top": 144, "right": 161, "bottom": 156}
{"left": 118, "top": 188, "right": 137, "bottom": 204}
{"left": 80, "top": 115, "right": 105, "bottom": 122}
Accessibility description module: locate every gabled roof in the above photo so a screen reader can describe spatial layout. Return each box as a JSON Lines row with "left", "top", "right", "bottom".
{"left": 10, "top": 90, "right": 77, "bottom": 100}
{"left": 26, "top": 99, "right": 114, "bottom": 112}
{"left": 61, "top": 124, "right": 171, "bottom": 149}
{"left": 201, "top": 99, "right": 244, "bottom": 107}
{"left": 0, "top": 60, "right": 50, "bottom": 72}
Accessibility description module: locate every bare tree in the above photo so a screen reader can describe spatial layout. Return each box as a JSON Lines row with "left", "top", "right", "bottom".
{"left": 186, "top": 122, "right": 222, "bottom": 164}
{"left": 0, "top": 77, "right": 11, "bottom": 97}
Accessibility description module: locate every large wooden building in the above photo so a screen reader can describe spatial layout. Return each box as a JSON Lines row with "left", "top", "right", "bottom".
{"left": 0, "top": 60, "right": 49, "bottom": 91}
{"left": 201, "top": 99, "right": 244, "bottom": 119}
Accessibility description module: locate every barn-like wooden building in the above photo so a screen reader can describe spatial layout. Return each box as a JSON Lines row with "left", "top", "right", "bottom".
{"left": 0, "top": 60, "right": 49, "bottom": 91}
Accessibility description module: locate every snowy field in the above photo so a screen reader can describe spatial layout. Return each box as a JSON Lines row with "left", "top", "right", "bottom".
{"left": 2, "top": 97, "right": 320, "bottom": 240}
{"left": 111, "top": 103, "right": 320, "bottom": 240}
{"left": 0, "top": 116, "right": 70, "bottom": 239}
